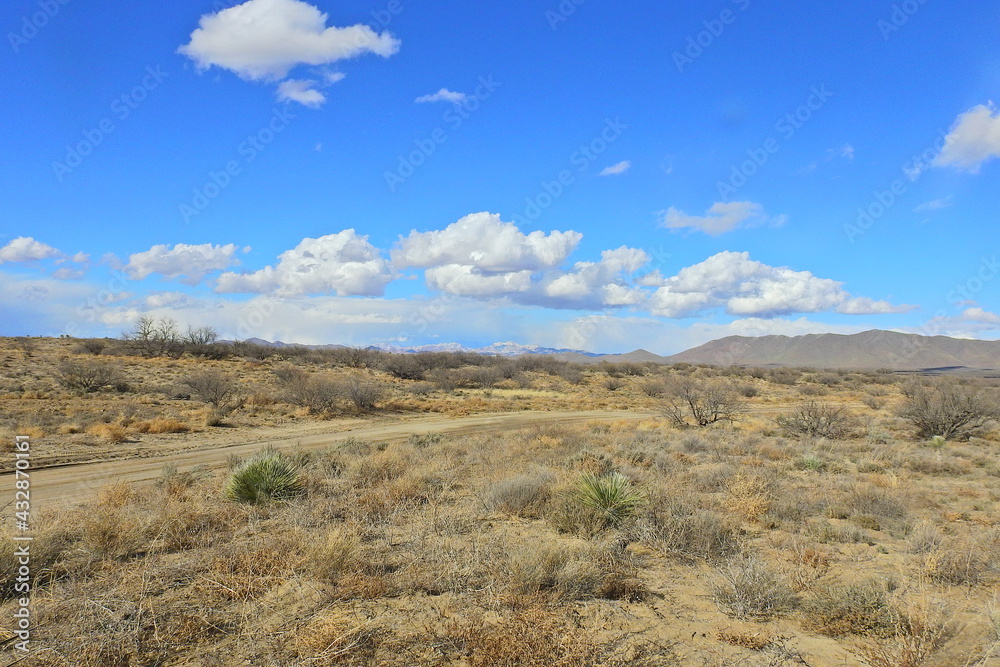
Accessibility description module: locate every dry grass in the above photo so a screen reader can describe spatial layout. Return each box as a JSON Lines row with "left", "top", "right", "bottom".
{"left": 3, "top": 336, "right": 1000, "bottom": 666}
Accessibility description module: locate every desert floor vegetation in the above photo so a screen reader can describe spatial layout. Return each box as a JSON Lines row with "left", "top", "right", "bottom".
{"left": 2, "top": 336, "right": 1000, "bottom": 665}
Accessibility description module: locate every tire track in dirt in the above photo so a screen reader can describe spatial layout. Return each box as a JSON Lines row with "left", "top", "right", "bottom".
{"left": 4, "top": 410, "right": 654, "bottom": 508}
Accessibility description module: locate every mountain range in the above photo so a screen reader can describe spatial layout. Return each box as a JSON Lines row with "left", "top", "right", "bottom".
{"left": 239, "top": 330, "right": 1000, "bottom": 372}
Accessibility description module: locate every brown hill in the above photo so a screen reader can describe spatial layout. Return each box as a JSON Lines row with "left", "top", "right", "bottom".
{"left": 664, "top": 329, "right": 1000, "bottom": 371}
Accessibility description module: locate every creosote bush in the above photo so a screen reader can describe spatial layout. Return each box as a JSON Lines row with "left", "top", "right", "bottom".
{"left": 776, "top": 401, "right": 854, "bottom": 439}
{"left": 224, "top": 451, "right": 303, "bottom": 504}
{"left": 712, "top": 555, "right": 797, "bottom": 620}
{"left": 898, "top": 379, "right": 999, "bottom": 440}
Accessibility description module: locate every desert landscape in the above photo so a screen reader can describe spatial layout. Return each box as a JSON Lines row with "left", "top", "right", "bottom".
{"left": 2, "top": 328, "right": 1000, "bottom": 666}
{"left": 5, "top": 0, "right": 1000, "bottom": 664}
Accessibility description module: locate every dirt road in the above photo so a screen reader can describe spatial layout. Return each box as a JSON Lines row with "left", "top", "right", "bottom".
{"left": 5, "top": 410, "right": 654, "bottom": 508}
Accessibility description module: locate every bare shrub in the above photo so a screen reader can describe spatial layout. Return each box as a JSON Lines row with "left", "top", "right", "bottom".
{"left": 639, "top": 380, "right": 666, "bottom": 397}
{"left": 662, "top": 377, "right": 745, "bottom": 427}
{"left": 858, "top": 596, "right": 956, "bottom": 667}
{"left": 341, "top": 376, "right": 386, "bottom": 411}
{"left": 12, "top": 336, "right": 36, "bottom": 358}
{"left": 802, "top": 579, "right": 902, "bottom": 637}
{"left": 711, "top": 555, "right": 797, "bottom": 620}
{"left": 381, "top": 354, "right": 426, "bottom": 380}
{"left": 602, "top": 377, "right": 625, "bottom": 391}
{"left": 77, "top": 338, "right": 107, "bottom": 356}
{"left": 923, "top": 541, "right": 990, "bottom": 586}
{"left": 306, "top": 526, "right": 361, "bottom": 583}
{"left": 181, "top": 371, "right": 242, "bottom": 412}
{"left": 636, "top": 496, "right": 743, "bottom": 563}
{"left": 484, "top": 472, "right": 553, "bottom": 517}
{"left": 277, "top": 368, "right": 342, "bottom": 415}
{"left": 897, "top": 379, "right": 999, "bottom": 440}
{"left": 57, "top": 360, "right": 124, "bottom": 392}
{"left": 776, "top": 402, "right": 855, "bottom": 439}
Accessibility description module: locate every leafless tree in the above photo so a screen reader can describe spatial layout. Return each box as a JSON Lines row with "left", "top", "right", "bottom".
{"left": 663, "top": 377, "right": 746, "bottom": 427}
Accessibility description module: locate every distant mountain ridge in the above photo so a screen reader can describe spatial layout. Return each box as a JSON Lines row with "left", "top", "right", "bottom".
{"left": 234, "top": 330, "right": 1000, "bottom": 371}
{"left": 664, "top": 330, "right": 1000, "bottom": 371}
{"left": 238, "top": 338, "right": 601, "bottom": 358}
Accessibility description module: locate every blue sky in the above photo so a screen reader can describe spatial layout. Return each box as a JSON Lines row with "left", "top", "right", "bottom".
{"left": 2, "top": 0, "right": 999, "bottom": 353}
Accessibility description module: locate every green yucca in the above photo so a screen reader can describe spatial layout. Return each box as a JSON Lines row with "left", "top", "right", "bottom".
{"left": 572, "top": 472, "right": 645, "bottom": 528}
{"left": 224, "top": 451, "right": 303, "bottom": 504}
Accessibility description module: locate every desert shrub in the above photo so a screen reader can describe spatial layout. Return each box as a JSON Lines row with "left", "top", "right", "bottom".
{"left": 858, "top": 597, "right": 956, "bottom": 667}
{"left": 639, "top": 380, "right": 666, "bottom": 397}
{"left": 230, "top": 340, "right": 275, "bottom": 361}
{"left": 602, "top": 377, "right": 625, "bottom": 391}
{"left": 306, "top": 527, "right": 361, "bottom": 583}
{"left": 381, "top": 354, "right": 426, "bottom": 380}
{"left": 181, "top": 371, "right": 242, "bottom": 412}
{"left": 77, "top": 338, "right": 107, "bottom": 356}
{"left": 712, "top": 555, "right": 797, "bottom": 620}
{"left": 134, "top": 418, "right": 189, "bottom": 434}
{"left": 897, "top": 379, "right": 999, "bottom": 440}
{"left": 845, "top": 484, "right": 908, "bottom": 523}
{"left": 662, "top": 377, "right": 745, "bottom": 427}
{"left": 923, "top": 541, "right": 990, "bottom": 585}
{"left": 556, "top": 365, "right": 584, "bottom": 385}
{"left": 279, "top": 370, "right": 342, "bottom": 415}
{"left": 224, "top": 451, "right": 303, "bottom": 504}
{"left": 776, "top": 402, "right": 854, "bottom": 439}
{"left": 57, "top": 360, "right": 124, "bottom": 392}
{"left": 768, "top": 368, "right": 801, "bottom": 385}
{"left": 724, "top": 472, "right": 775, "bottom": 522}
{"left": 571, "top": 472, "right": 644, "bottom": 529}
{"left": 861, "top": 394, "right": 886, "bottom": 410}
{"left": 342, "top": 376, "right": 385, "bottom": 411}
{"left": 636, "top": 496, "right": 743, "bottom": 563}
{"left": 484, "top": 472, "right": 553, "bottom": 516}
{"left": 508, "top": 543, "right": 602, "bottom": 600}
{"left": 802, "top": 579, "right": 902, "bottom": 636}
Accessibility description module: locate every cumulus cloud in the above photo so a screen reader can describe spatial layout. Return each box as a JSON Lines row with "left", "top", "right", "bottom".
{"left": 934, "top": 103, "right": 1000, "bottom": 172}
{"left": 216, "top": 230, "right": 395, "bottom": 297}
{"left": 276, "top": 79, "right": 327, "bottom": 107}
{"left": 659, "top": 201, "right": 782, "bottom": 236}
{"left": 649, "top": 251, "right": 910, "bottom": 318}
{"left": 124, "top": 243, "right": 243, "bottom": 285}
{"left": 961, "top": 306, "right": 1000, "bottom": 324}
{"left": 535, "top": 247, "right": 648, "bottom": 308}
{"left": 599, "top": 160, "right": 631, "bottom": 176}
{"left": 0, "top": 237, "right": 63, "bottom": 263}
{"left": 415, "top": 88, "right": 467, "bottom": 104}
{"left": 178, "top": 0, "right": 399, "bottom": 105}
{"left": 394, "top": 212, "right": 581, "bottom": 273}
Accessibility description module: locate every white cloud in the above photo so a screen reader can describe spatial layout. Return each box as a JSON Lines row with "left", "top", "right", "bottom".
{"left": 394, "top": 212, "right": 581, "bottom": 273}
{"left": 659, "top": 201, "right": 782, "bottom": 236}
{"left": 536, "top": 247, "right": 648, "bottom": 308}
{"left": 0, "top": 237, "right": 63, "bottom": 263}
{"left": 649, "top": 251, "right": 910, "bottom": 318}
{"left": 934, "top": 103, "right": 1000, "bottom": 173}
{"left": 415, "top": 88, "right": 467, "bottom": 104}
{"left": 216, "top": 230, "right": 395, "bottom": 297}
{"left": 914, "top": 196, "right": 953, "bottom": 213}
{"left": 124, "top": 243, "right": 242, "bottom": 285}
{"left": 52, "top": 267, "right": 86, "bottom": 280}
{"left": 276, "top": 79, "right": 327, "bottom": 107}
{"left": 71, "top": 252, "right": 90, "bottom": 264}
{"left": 837, "top": 144, "right": 855, "bottom": 160}
{"left": 423, "top": 265, "right": 534, "bottom": 297}
{"left": 961, "top": 307, "right": 1000, "bottom": 324}
{"left": 599, "top": 160, "right": 631, "bottom": 176}
{"left": 177, "top": 0, "right": 399, "bottom": 106}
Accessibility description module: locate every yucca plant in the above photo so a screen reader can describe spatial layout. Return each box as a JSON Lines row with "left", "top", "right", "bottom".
{"left": 572, "top": 472, "right": 644, "bottom": 528}
{"left": 224, "top": 451, "right": 303, "bottom": 504}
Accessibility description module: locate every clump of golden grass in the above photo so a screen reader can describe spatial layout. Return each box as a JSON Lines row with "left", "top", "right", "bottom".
{"left": 133, "top": 417, "right": 189, "bottom": 434}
